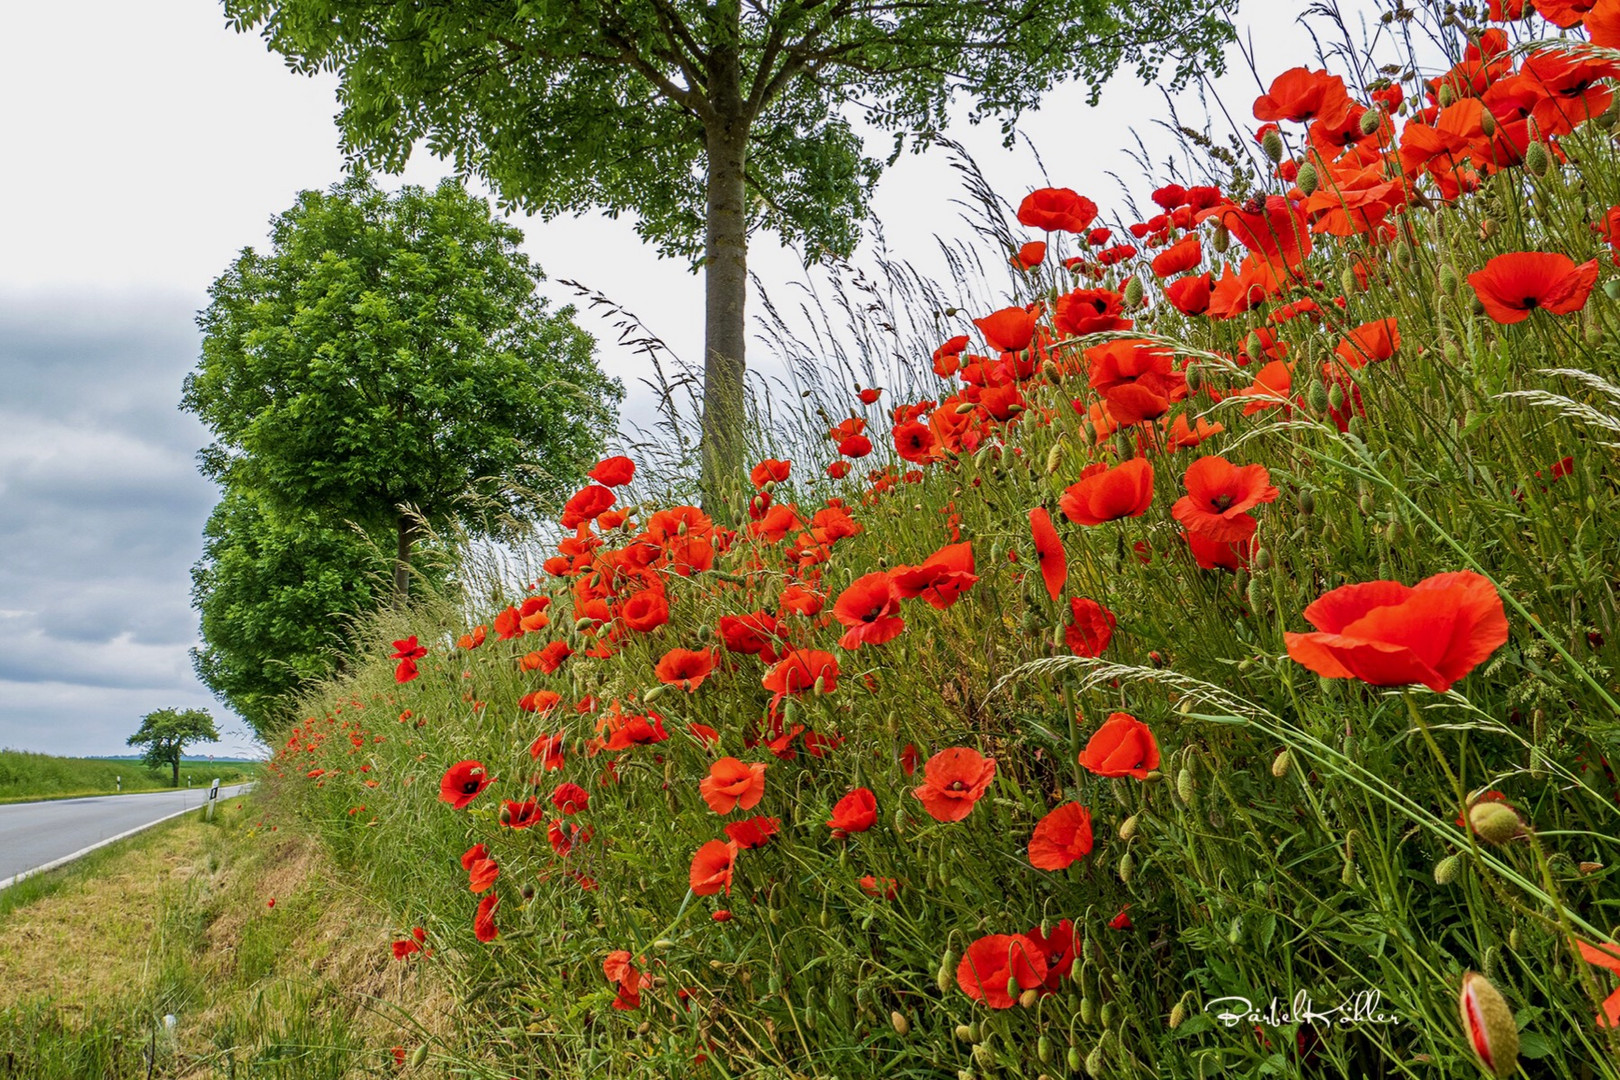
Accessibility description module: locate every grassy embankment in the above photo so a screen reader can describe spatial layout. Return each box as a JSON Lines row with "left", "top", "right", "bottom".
{"left": 0, "top": 792, "right": 459, "bottom": 1079}
{"left": 0, "top": 750, "right": 260, "bottom": 805}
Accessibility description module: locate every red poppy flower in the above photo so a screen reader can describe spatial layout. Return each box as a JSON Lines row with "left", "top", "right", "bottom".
{"left": 457, "top": 625, "right": 487, "bottom": 650}
{"left": 603, "top": 950, "right": 643, "bottom": 1010}
{"left": 974, "top": 306, "right": 1038, "bottom": 353}
{"left": 1171, "top": 456, "right": 1279, "bottom": 542}
{"left": 1060, "top": 459, "right": 1154, "bottom": 525}
{"left": 1108, "top": 907, "right": 1133, "bottom": 930}
{"left": 723, "top": 815, "right": 780, "bottom": 849}
{"left": 700, "top": 757, "right": 768, "bottom": 814}
{"left": 859, "top": 875, "right": 901, "bottom": 899}
{"left": 750, "top": 459, "right": 792, "bottom": 488}
{"left": 392, "top": 937, "right": 423, "bottom": 960}
{"left": 1283, "top": 571, "right": 1509, "bottom": 693}
{"left": 1017, "top": 188, "right": 1099, "bottom": 233}
{"left": 1334, "top": 317, "right": 1401, "bottom": 369}
{"left": 762, "top": 649, "right": 839, "bottom": 696}
{"left": 900, "top": 743, "right": 920, "bottom": 776}
{"left": 890, "top": 541, "right": 978, "bottom": 609}
{"left": 912, "top": 746, "right": 997, "bottom": 822}
{"left": 1165, "top": 272, "right": 1213, "bottom": 316}
{"left": 1012, "top": 241, "right": 1046, "bottom": 269}
{"left": 827, "top": 460, "right": 852, "bottom": 479}
{"left": 689, "top": 840, "right": 738, "bottom": 896}
{"left": 391, "top": 636, "right": 426, "bottom": 661}
{"left": 957, "top": 934, "right": 1048, "bottom": 1009}
{"left": 1078, "top": 713, "right": 1160, "bottom": 779}
{"left": 827, "top": 788, "right": 878, "bottom": 837}
{"left": 500, "top": 798, "right": 542, "bottom": 829}
{"left": 858, "top": 387, "right": 883, "bottom": 405}
{"left": 561, "top": 484, "right": 616, "bottom": 529}
{"left": 1185, "top": 530, "right": 1252, "bottom": 571}
{"left": 394, "top": 657, "right": 420, "bottom": 683}
{"left": 1253, "top": 67, "right": 1354, "bottom": 126}
{"left": 1028, "top": 802, "right": 1095, "bottom": 870}
{"left": 1151, "top": 234, "right": 1203, "bottom": 278}
{"left": 621, "top": 589, "right": 670, "bottom": 633}
{"left": 473, "top": 894, "right": 499, "bottom": 943}
{"left": 603, "top": 713, "right": 669, "bottom": 750}
{"left": 588, "top": 456, "right": 636, "bottom": 487}
{"left": 655, "top": 647, "right": 718, "bottom": 691}
{"left": 893, "top": 421, "right": 938, "bottom": 465}
{"left": 1026, "top": 919, "right": 1077, "bottom": 990}
{"left": 1054, "top": 287, "right": 1131, "bottom": 338}
{"left": 462, "top": 843, "right": 499, "bottom": 893}
{"left": 528, "top": 732, "right": 565, "bottom": 769}
{"left": 1028, "top": 508, "right": 1067, "bottom": 602}
{"left": 439, "top": 760, "right": 494, "bottom": 809}
{"left": 1576, "top": 939, "right": 1620, "bottom": 1028}
{"left": 832, "top": 572, "right": 906, "bottom": 649}
{"left": 1064, "top": 597, "right": 1116, "bottom": 657}
{"left": 1468, "top": 251, "right": 1599, "bottom": 324}
{"left": 550, "top": 782, "right": 590, "bottom": 815}
{"left": 493, "top": 606, "right": 524, "bottom": 640}
{"left": 718, "top": 611, "right": 789, "bottom": 663}
{"left": 533, "top": 640, "right": 573, "bottom": 674}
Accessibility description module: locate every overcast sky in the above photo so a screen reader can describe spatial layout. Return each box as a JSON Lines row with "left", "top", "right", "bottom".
{"left": 0, "top": 0, "right": 1386, "bottom": 758}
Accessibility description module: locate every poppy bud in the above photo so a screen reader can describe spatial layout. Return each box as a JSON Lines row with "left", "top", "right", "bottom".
{"left": 1307, "top": 378, "right": 1330, "bottom": 413}
{"left": 1019, "top": 988, "right": 1039, "bottom": 1008}
{"left": 1479, "top": 217, "right": 1498, "bottom": 241}
{"left": 1434, "top": 853, "right": 1462, "bottom": 885}
{"left": 1585, "top": 318, "right": 1606, "bottom": 348}
{"left": 1080, "top": 996, "right": 1096, "bottom": 1025}
{"left": 1479, "top": 109, "right": 1496, "bottom": 136}
{"left": 1509, "top": 928, "right": 1521, "bottom": 951}
{"left": 1524, "top": 141, "right": 1551, "bottom": 178}
{"left": 1253, "top": 547, "right": 1272, "bottom": 571}
{"left": 954, "top": 1023, "right": 974, "bottom": 1042}
{"left": 974, "top": 1042, "right": 997, "bottom": 1068}
{"left": 1184, "top": 364, "right": 1203, "bottom": 395}
{"left": 411, "top": 1044, "right": 430, "bottom": 1068}
{"left": 498, "top": 805, "right": 512, "bottom": 825}
{"left": 1228, "top": 915, "right": 1242, "bottom": 945}
{"left": 956, "top": 401, "right": 979, "bottom": 416}
{"left": 1119, "top": 851, "right": 1135, "bottom": 885}
{"left": 1358, "top": 492, "right": 1375, "bottom": 516}
{"left": 643, "top": 684, "right": 669, "bottom": 704}
{"left": 1394, "top": 243, "right": 1412, "bottom": 270}
{"left": 1085, "top": 1043, "right": 1105, "bottom": 1077}
{"left": 1296, "top": 162, "right": 1319, "bottom": 196}
{"left": 1045, "top": 442, "right": 1064, "bottom": 475}
{"left": 1271, "top": 749, "right": 1292, "bottom": 778}
{"left": 1211, "top": 223, "right": 1230, "bottom": 254}
{"left": 574, "top": 616, "right": 596, "bottom": 633}
{"left": 1043, "top": 361, "right": 1063, "bottom": 386}
{"left": 1176, "top": 767, "right": 1196, "bottom": 806}
{"left": 1468, "top": 801, "right": 1522, "bottom": 844}
{"left": 889, "top": 1010, "right": 911, "bottom": 1036}
{"left": 1458, "top": 972, "right": 1519, "bottom": 1079}
{"left": 1298, "top": 489, "right": 1315, "bottom": 515}
{"left": 1169, "top": 1001, "right": 1187, "bottom": 1028}
{"left": 1359, "top": 107, "right": 1383, "bottom": 136}
{"left": 812, "top": 675, "right": 827, "bottom": 696}
{"left": 678, "top": 519, "right": 689, "bottom": 536}
{"left": 1119, "top": 813, "right": 1139, "bottom": 841}
{"left": 1113, "top": 430, "right": 1134, "bottom": 460}
{"left": 1261, "top": 129, "right": 1284, "bottom": 163}
{"left": 1438, "top": 83, "right": 1455, "bottom": 108}
{"left": 1439, "top": 264, "right": 1458, "bottom": 296}
{"left": 1123, "top": 276, "right": 1144, "bottom": 308}
{"left": 1068, "top": 1046, "right": 1083, "bottom": 1071}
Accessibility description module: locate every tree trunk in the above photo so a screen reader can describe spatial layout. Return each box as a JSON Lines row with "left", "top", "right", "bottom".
{"left": 699, "top": 53, "right": 750, "bottom": 515}
{"left": 172, "top": 752, "right": 180, "bottom": 788}
{"left": 394, "top": 514, "right": 416, "bottom": 602}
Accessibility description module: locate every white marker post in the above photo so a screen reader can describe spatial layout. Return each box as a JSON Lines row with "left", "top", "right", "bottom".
{"left": 115, "top": 775, "right": 121, "bottom": 793}
{"left": 206, "top": 778, "right": 220, "bottom": 821}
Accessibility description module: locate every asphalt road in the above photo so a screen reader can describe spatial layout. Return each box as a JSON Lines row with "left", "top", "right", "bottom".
{"left": 0, "top": 783, "right": 254, "bottom": 886}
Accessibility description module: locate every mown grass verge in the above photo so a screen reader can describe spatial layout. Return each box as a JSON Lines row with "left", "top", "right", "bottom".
{"left": 0, "top": 791, "right": 461, "bottom": 1079}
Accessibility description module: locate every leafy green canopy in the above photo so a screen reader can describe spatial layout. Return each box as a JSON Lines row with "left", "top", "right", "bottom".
{"left": 182, "top": 176, "right": 623, "bottom": 540}
{"left": 224, "top": 0, "right": 1238, "bottom": 262}
{"left": 127, "top": 708, "right": 220, "bottom": 786}
{"left": 190, "top": 488, "right": 403, "bottom": 740}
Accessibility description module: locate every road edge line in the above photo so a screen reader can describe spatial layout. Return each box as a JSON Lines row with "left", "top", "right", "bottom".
{"left": 0, "top": 784, "right": 254, "bottom": 892}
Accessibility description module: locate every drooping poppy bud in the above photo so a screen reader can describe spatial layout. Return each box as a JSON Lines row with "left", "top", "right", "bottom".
{"left": 1457, "top": 972, "right": 1519, "bottom": 1079}
{"left": 1468, "top": 800, "right": 1522, "bottom": 844}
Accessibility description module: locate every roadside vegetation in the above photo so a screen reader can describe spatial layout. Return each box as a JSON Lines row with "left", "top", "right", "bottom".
{"left": 0, "top": 751, "right": 258, "bottom": 805}
{"left": 0, "top": 793, "right": 456, "bottom": 1078}
{"left": 266, "top": 3, "right": 1620, "bottom": 1078}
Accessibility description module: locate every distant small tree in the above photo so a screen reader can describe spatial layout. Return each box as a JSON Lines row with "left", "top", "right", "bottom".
{"left": 127, "top": 708, "right": 220, "bottom": 788}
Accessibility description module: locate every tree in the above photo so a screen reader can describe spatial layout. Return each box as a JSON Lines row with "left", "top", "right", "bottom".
{"left": 225, "top": 0, "right": 1236, "bottom": 504}
{"left": 128, "top": 708, "right": 221, "bottom": 788}
{"left": 190, "top": 487, "right": 407, "bottom": 741}
{"left": 182, "top": 176, "right": 623, "bottom": 598}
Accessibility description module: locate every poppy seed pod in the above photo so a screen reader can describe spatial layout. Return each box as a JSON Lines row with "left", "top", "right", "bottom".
{"left": 1123, "top": 276, "right": 1144, "bottom": 308}
{"left": 1525, "top": 141, "right": 1551, "bottom": 178}
{"left": 1458, "top": 972, "right": 1519, "bottom": 1079}
{"left": 1296, "top": 162, "right": 1319, "bottom": 196}
{"left": 1261, "top": 129, "right": 1284, "bottom": 163}
{"left": 1468, "top": 801, "right": 1522, "bottom": 844}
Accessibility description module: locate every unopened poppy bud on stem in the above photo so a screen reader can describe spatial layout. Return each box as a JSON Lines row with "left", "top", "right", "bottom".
{"left": 1296, "top": 162, "right": 1319, "bottom": 196}
{"left": 1458, "top": 972, "right": 1519, "bottom": 1079}
{"left": 1468, "top": 801, "right": 1522, "bottom": 844}
{"left": 1525, "top": 140, "right": 1551, "bottom": 178}
{"left": 1359, "top": 107, "right": 1383, "bottom": 135}
{"left": 1261, "top": 129, "right": 1284, "bottom": 163}
{"left": 1434, "top": 853, "right": 1462, "bottom": 885}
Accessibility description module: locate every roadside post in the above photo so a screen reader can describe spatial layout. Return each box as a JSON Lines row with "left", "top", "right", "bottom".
{"left": 116, "top": 775, "right": 121, "bottom": 793}
{"left": 206, "top": 778, "right": 220, "bottom": 821}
